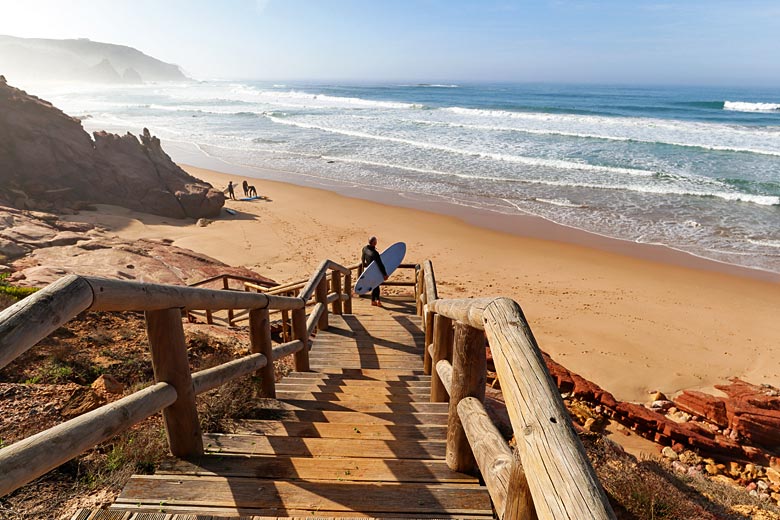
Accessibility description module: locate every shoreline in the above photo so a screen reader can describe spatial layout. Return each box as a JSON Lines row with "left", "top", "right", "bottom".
{"left": 68, "top": 158, "right": 780, "bottom": 403}
{"left": 165, "top": 139, "right": 780, "bottom": 284}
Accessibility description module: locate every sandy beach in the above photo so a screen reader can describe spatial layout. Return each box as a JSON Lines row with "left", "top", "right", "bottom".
{"left": 70, "top": 165, "right": 780, "bottom": 403}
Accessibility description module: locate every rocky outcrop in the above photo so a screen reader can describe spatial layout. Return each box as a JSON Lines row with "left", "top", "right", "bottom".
{"left": 0, "top": 205, "right": 274, "bottom": 288}
{"left": 0, "top": 78, "right": 224, "bottom": 219}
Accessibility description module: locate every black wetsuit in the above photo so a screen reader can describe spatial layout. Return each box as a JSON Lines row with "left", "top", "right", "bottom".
{"left": 361, "top": 244, "right": 388, "bottom": 301}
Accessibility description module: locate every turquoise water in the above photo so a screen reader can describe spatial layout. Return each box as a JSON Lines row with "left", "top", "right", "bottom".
{"left": 31, "top": 81, "right": 780, "bottom": 273}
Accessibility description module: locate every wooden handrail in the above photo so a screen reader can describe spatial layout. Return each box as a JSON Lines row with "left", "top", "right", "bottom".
{"left": 0, "top": 256, "right": 359, "bottom": 498}
{"left": 0, "top": 382, "right": 177, "bottom": 497}
{"left": 421, "top": 254, "right": 614, "bottom": 520}
{"left": 189, "top": 273, "right": 276, "bottom": 289}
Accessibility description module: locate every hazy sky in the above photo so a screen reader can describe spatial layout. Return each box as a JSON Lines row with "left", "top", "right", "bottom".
{"left": 1, "top": 0, "right": 779, "bottom": 85}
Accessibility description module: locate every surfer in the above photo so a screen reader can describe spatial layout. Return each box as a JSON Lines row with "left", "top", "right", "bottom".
{"left": 242, "top": 180, "right": 249, "bottom": 197}
{"left": 226, "top": 181, "right": 236, "bottom": 200}
{"left": 361, "top": 236, "right": 388, "bottom": 307}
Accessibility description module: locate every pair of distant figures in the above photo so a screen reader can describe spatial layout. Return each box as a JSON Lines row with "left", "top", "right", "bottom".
{"left": 225, "top": 180, "right": 257, "bottom": 200}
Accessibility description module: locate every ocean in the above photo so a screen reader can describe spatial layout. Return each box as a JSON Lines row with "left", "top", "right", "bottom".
{"left": 30, "top": 81, "right": 780, "bottom": 274}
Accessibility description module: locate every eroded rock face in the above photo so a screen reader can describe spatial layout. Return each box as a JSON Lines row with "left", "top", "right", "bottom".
{"left": 0, "top": 77, "right": 224, "bottom": 219}
{"left": 1, "top": 205, "right": 274, "bottom": 288}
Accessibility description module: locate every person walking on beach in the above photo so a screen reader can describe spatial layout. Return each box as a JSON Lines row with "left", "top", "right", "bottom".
{"left": 242, "top": 180, "right": 249, "bottom": 197}
{"left": 362, "top": 236, "right": 388, "bottom": 307}
{"left": 226, "top": 181, "right": 236, "bottom": 200}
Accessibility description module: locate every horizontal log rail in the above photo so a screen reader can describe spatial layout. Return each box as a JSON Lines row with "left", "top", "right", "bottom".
{"left": 419, "top": 262, "right": 614, "bottom": 520}
{"left": 0, "top": 257, "right": 358, "bottom": 498}
{"left": 189, "top": 273, "right": 276, "bottom": 290}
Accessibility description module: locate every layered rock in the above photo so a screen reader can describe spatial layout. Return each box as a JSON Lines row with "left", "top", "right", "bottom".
{"left": 0, "top": 205, "right": 274, "bottom": 288}
{"left": 0, "top": 77, "right": 224, "bottom": 219}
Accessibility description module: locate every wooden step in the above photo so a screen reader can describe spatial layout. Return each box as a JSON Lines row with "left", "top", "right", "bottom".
{"left": 310, "top": 362, "right": 426, "bottom": 371}
{"left": 275, "top": 391, "right": 429, "bottom": 403}
{"left": 158, "top": 454, "right": 470, "bottom": 483}
{"left": 267, "top": 399, "right": 447, "bottom": 414}
{"left": 274, "top": 383, "right": 430, "bottom": 396}
{"left": 288, "top": 369, "right": 429, "bottom": 379}
{"left": 80, "top": 510, "right": 490, "bottom": 520}
{"left": 114, "top": 475, "right": 494, "bottom": 516}
{"left": 279, "top": 376, "right": 430, "bottom": 387}
{"left": 247, "top": 409, "right": 448, "bottom": 425}
{"left": 203, "top": 433, "right": 445, "bottom": 459}
{"left": 233, "top": 420, "right": 446, "bottom": 441}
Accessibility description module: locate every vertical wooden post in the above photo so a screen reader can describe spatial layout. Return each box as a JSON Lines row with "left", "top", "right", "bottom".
{"left": 145, "top": 308, "right": 203, "bottom": 458}
{"left": 504, "top": 452, "right": 537, "bottom": 520}
{"left": 430, "top": 314, "right": 454, "bottom": 402}
{"left": 205, "top": 309, "right": 213, "bottom": 325}
{"left": 332, "top": 271, "right": 343, "bottom": 315}
{"left": 416, "top": 268, "right": 425, "bottom": 315}
{"left": 315, "top": 275, "right": 329, "bottom": 330}
{"left": 423, "top": 308, "right": 435, "bottom": 375}
{"left": 292, "top": 307, "right": 309, "bottom": 372}
{"left": 249, "top": 308, "right": 275, "bottom": 398}
{"left": 223, "top": 277, "right": 234, "bottom": 326}
{"left": 281, "top": 309, "right": 290, "bottom": 342}
{"left": 344, "top": 271, "right": 353, "bottom": 314}
{"left": 446, "top": 321, "right": 486, "bottom": 474}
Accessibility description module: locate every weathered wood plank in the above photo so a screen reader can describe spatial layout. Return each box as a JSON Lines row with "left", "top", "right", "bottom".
{"left": 275, "top": 391, "right": 429, "bottom": 403}
{"left": 269, "top": 399, "right": 448, "bottom": 414}
{"left": 246, "top": 409, "right": 449, "bottom": 426}
{"left": 158, "top": 454, "right": 473, "bottom": 483}
{"left": 274, "top": 383, "right": 430, "bottom": 395}
{"left": 116, "top": 475, "right": 494, "bottom": 515}
{"left": 203, "top": 433, "right": 445, "bottom": 459}
{"left": 233, "top": 420, "right": 446, "bottom": 440}
{"left": 278, "top": 376, "right": 430, "bottom": 387}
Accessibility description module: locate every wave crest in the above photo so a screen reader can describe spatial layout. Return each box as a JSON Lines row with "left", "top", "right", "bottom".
{"left": 724, "top": 101, "right": 780, "bottom": 112}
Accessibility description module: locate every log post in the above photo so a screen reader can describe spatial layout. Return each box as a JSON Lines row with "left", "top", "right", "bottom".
{"left": 281, "top": 309, "right": 290, "bottom": 342}
{"left": 249, "top": 308, "right": 275, "bottom": 398}
{"left": 344, "top": 270, "right": 353, "bottom": 314}
{"left": 416, "top": 268, "right": 425, "bottom": 315}
{"left": 423, "top": 308, "right": 435, "bottom": 375}
{"left": 430, "top": 314, "right": 454, "bottom": 402}
{"left": 504, "top": 452, "right": 537, "bottom": 520}
{"left": 223, "top": 276, "right": 234, "bottom": 326}
{"left": 205, "top": 309, "right": 213, "bottom": 325}
{"left": 446, "top": 321, "right": 485, "bottom": 474}
{"left": 315, "top": 275, "right": 329, "bottom": 330}
{"left": 332, "top": 271, "right": 343, "bottom": 315}
{"left": 145, "top": 308, "right": 203, "bottom": 458}
{"left": 291, "top": 307, "right": 309, "bottom": 371}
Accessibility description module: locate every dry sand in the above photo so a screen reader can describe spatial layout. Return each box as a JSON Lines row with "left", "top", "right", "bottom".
{"left": 71, "top": 165, "right": 780, "bottom": 402}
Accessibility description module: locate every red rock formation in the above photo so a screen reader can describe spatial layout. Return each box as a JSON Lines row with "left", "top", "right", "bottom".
{"left": 0, "top": 77, "right": 224, "bottom": 219}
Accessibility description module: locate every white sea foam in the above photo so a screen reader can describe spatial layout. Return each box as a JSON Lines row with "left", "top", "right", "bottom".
{"left": 534, "top": 198, "right": 584, "bottom": 208}
{"left": 724, "top": 101, "right": 780, "bottom": 112}
{"left": 747, "top": 238, "right": 780, "bottom": 248}
{"left": 265, "top": 115, "right": 658, "bottom": 177}
{"left": 227, "top": 84, "right": 418, "bottom": 110}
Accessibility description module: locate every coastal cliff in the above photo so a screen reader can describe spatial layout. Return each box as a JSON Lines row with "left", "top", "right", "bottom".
{"left": 0, "top": 35, "right": 187, "bottom": 83}
{"left": 0, "top": 77, "right": 224, "bottom": 219}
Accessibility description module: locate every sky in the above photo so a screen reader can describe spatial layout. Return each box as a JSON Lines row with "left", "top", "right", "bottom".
{"left": 0, "top": 0, "right": 779, "bottom": 85}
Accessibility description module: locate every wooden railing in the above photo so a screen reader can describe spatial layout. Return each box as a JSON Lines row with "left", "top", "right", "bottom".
{"left": 188, "top": 273, "right": 276, "bottom": 327}
{"left": 418, "top": 262, "right": 615, "bottom": 520}
{"left": 0, "top": 259, "right": 352, "bottom": 498}
{"left": 245, "top": 261, "right": 420, "bottom": 342}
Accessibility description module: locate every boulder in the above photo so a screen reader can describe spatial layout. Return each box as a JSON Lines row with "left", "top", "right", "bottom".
{"left": 0, "top": 78, "right": 224, "bottom": 219}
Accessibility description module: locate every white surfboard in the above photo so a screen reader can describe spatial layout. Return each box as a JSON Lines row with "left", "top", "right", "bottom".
{"left": 354, "top": 242, "right": 406, "bottom": 295}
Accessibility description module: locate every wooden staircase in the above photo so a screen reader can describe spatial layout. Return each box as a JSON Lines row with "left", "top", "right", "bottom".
{"left": 83, "top": 295, "right": 494, "bottom": 519}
